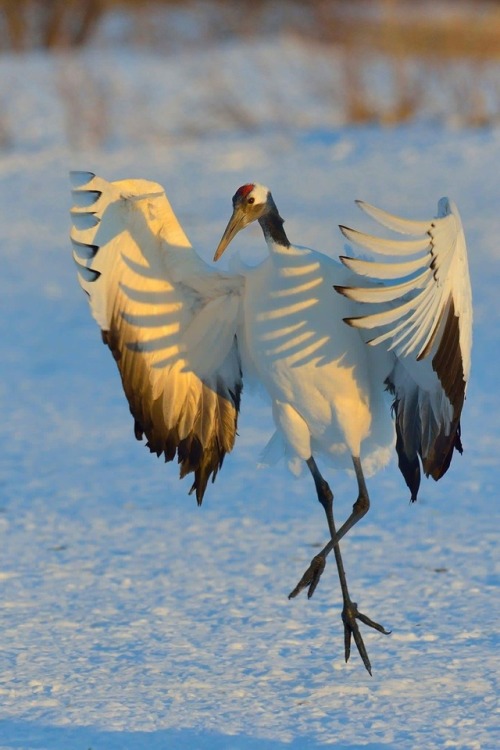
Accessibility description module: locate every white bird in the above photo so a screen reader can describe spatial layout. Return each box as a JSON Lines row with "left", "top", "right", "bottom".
{"left": 70, "top": 172, "right": 472, "bottom": 674}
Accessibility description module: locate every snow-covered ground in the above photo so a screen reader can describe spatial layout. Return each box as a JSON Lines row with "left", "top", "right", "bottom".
{"left": 1, "top": 40, "right": 499, "bottom": 750}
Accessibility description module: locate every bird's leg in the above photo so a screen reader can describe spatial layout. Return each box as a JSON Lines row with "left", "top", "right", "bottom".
{"left": 293, "top": 456, "right": 335, "bottom": 597}
{"left": 289, "top": 456, "right": 371, "bottom": 598}
{"left": 289, "top": 456, "right": 389, "bottom": 674}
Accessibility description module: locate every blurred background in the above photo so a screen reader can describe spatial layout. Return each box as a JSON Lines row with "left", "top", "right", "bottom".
{"left": 1, "top": 0, "right": 499, "bottom": 152}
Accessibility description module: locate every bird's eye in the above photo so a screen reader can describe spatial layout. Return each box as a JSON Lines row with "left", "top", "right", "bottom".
{"left": 248, "top": 197, "right": 255, "bottom": 204}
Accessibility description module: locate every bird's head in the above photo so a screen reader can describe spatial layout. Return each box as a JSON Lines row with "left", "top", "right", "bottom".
{"left": 214, "top": 183, "right": 274, "bottom": 261}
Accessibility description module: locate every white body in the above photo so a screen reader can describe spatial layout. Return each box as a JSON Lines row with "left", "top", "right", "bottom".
{"left": 241, "top": 244, "right": 394, "bottom": 475}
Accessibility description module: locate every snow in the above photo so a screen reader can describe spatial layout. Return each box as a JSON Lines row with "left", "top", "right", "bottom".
{"left": 1, "top": 39, "right": 499, "bottom": 750}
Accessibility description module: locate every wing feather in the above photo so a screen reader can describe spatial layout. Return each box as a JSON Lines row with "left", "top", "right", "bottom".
{"left": 71, "top": 171, "right": 244, "bottom": 504}
{"left": 338, "top": 197, "right": 472, "bottom": 498}
{"left": 339, "top": 226, "right": 430, "bottom": 255}
{"left": 337, "top": 267, "right": 433, "bottom": 304}
{"left": 339, "top": 252, "right": 429, "bottom": 279}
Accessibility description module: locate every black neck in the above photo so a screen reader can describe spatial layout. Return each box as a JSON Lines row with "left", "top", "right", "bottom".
{"left": 258, "top": 209, "right": 290, "bottom": 248}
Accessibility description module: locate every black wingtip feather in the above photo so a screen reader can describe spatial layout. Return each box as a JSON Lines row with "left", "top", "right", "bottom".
{"left": 333, "top": 284, "right": 351, "bottom": 298}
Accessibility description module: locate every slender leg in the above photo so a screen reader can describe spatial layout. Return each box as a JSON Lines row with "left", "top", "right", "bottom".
{"left": 289, "top": 455, "right": 389, "bottom": 674}
{"left": 290, "top": 456, "right": 371, "bottom": 598}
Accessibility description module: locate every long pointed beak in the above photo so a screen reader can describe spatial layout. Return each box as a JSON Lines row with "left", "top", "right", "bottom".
{"left": 214, "top": 207, "right": 246, "bottom": 262}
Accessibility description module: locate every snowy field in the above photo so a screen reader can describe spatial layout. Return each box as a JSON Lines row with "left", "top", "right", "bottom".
{"left": 1, "top": 44, "right": 500, "bottom": 750}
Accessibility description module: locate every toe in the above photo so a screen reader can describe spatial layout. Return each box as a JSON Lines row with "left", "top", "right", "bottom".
{"left": 288, "top": 554, "right": 325, "bottom": 600}
{"left": 344, "top": 622, "right": 352, "bottom": 664}
{"left": 357, "top": 610, "right": 391, "bottom": 635}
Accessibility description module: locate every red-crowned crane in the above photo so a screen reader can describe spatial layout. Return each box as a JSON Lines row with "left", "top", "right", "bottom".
{"left": 71, "top": 173, "right": 472, "bottom": 674}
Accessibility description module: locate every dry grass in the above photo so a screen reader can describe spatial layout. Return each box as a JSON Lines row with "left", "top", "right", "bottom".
{"left": 0, "top": 0, "right": 499, "bottom": 140}
{"left": 0, "top": 0, "right": 105, "bottom": 50}
{"left": 303, "top": 0, "right": 500, "bottom": 126}
{"left": 312, "top": 3, "right": 500, "bottom": 61}
{"left": 2, "top": 0, "right": 499, "bottom": 58}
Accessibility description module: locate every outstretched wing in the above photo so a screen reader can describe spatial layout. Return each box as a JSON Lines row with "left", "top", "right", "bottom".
{"left": 71, "top": 171, "right": 244, "bottom": 504}
{"left": 336, "top": 198, "right": 472, "bottom": 499}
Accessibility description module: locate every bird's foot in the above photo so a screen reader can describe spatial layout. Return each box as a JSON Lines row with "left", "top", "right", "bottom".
{"left": 342, "top": 599, "right": 390, "bottom": 676}
{"left": 288, "top": 554, "right": 326, "bottom": 600}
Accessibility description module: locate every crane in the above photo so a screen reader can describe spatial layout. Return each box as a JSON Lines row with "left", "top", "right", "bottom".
{"left": 71, "top": 173, "right": 472, "bottom": 674}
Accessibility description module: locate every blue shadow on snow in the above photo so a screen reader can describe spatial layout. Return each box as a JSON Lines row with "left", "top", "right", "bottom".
{"left": 0, "top": 720, "right": 397, "bottom": 750}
